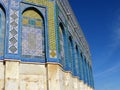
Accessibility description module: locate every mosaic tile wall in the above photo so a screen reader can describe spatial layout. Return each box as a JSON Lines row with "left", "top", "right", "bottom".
{"left": 68, "top": 38, "right": 73, "bottom": 69}
{"left": 2, "top": 0, "right": 8, "bottom": 6}
{"left": 9, "top": 9, "right": 19, "bottom": 54}
{"left": 75, "top": 46, "right": 79, "bottom": 75}
{"left": 8, "top": 0, "right": 19, "bottom": 54}
{"left": 59, "top": 26, "right": 65, "bottom": 66}
{"left": 0, "top": 8, "right": 5, "bottom": 56}
{"left": 24, "top": 0, "right": 57, "bottom": 58}
{"left": 22, "top": 9, "right": 44, "bottom": 58}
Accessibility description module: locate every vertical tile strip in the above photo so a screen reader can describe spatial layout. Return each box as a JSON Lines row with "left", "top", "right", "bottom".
{"left": 8, "top": 0, "right": 19, "bottom": 54}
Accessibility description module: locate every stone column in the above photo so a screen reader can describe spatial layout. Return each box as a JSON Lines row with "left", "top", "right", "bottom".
{"left": 79, "top": 80, "right": 84, "bottom": 90}
{"left": 77, "top": 79, "right": 80, "bottom": 90}
{"left": 5, "top": 60, "right": 20, "bottom": 90}
{"left": 0, "top": 61, "right": 5, "bottom": 90}
{"left": 73, "top": 77, "right": 78, "bottom": 90}
{"left": 47, "top": 64, "right": 65, "bottom": 90}
{"left": 64, "top": 72, "right": 74, "bottom": 90}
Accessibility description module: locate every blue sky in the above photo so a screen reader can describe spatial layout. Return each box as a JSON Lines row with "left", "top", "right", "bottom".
{"left": 69, "top": 0, "right": 120, "bottom": 90}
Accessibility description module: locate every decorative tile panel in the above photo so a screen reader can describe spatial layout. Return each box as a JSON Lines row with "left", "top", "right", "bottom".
{"left": 9, "top": 9, "right": 19, "bottom": 54}
{"left": 24, "top": 0, "right": 48, "bottom": 5}
{"left": 22, "top": 9, "right": 44, "bottom": 58}
{"left": 49, "top": 50, "right": 57, "bottom": 58}
{"left": 11, "top": 0, "right": 19, "bottom": 9}
{"left": 23, "top": 0, "right": 57, "bottom": 58}
{"left": 2, "top": 0, "right": 8, "bottom": 6}
{"left": 59, "top": 11, "right": 65, "bottom": 24}
{"left": 8, "top": 0, "right": 19, "bottom": 54}
{"left": 48, "top": 3, "right": 57, "bottom": 58}
{"left": 59, "top": 26, "right": 65, "bottom": 65}
{"left": 0, "top": 8, "right": 5, "bottom": 56}
{"left": 68, "top": 39, "right": 73, "bottom": 69}
{"left": 75, "top": 46, "right": 79, "bottom": 75}
{"left": 22, "top": 26, "right": 44, "bottom": 57}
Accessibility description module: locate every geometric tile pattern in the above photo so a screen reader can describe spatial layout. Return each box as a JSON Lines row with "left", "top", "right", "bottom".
{"left": 0, "top": 8, "right": 5, "bottom": 56}
{"left": 68, "top": 38, "right": 73, "bottom": 69}
{"left": 59, "top": 11, "right": 65, "bottom": 24}
{"left": 75, "top": 46, "right": 79, "bottom": 75}
{"left": 48, "top": 3, "right": 56, "bottom": 54}
{"left": 22, "top": 10, "right": 44, "bottom": 57}
{"left": 9, "top": 9, "right": 19, "bottom": 54}
{"left": 48, "top": 3, "right": 57, "bottom": 58}
{"left": 2, "top": 0, "right": 8, "bottom": 6}
{"left": 22, "top": 26, "right": 44, "bottom": 57}
{"left": 59, "top": 26, "right": 65, "bottom": 65}
{"left": 24, "top": 0, "right": 48, "bottom": 5}
{"left": 24, "top": 0, "right": 57, "bottom": 58}
{"left": 11, "top": 0, "right": 19, "bottom": 9}
{"left": 49, "top": 50, "right": 57, "bottom": 58}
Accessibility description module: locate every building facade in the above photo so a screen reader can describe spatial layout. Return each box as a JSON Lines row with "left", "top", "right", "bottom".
{"left": 0, "top": 0, "right": 94, "bottom": 90}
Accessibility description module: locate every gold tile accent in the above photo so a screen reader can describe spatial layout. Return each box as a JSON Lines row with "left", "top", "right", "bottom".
{"left": 50, "top": 50, "right": 56, "bottom": 58}
{"left": 36, "top": 21, "right": 42, "bottom": 27}
{"left": 22, "top": 18, "right": 28, "bottom": 25}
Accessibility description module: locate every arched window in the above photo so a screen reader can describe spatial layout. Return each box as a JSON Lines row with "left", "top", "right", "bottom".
{"left": 87, "top": 63, "right": 91, "bottom": 86}
{"left": 85, "top": 61, "right": 89, "bottom": 85}
{"left": 68, "top": 36, "right": 74, "bottom": 71}
{"left": 80, "top": 53, "right": 88, "bottom": 83}
{"left": 75, "top": 45, "right": 79, "bottom": 76}
{"left": 59, "top": 24, "right": 65, "bottom": 66}
{"left": 89, "top": 66, "right": 92, "bottom": 87}
{"left": 0, "top": 5, "right": 5, "bottom": 56}
{"left": 84, "top": 58, "right": 88, "bottom": 84}
{"left": 22, "top": 8, "right": 44, "bottom": 58}
{"left": 90, "top": 66, "right": 94, "bottom": 88}
{"left": 80, "top": 53, "right": 84, "bottom": 80}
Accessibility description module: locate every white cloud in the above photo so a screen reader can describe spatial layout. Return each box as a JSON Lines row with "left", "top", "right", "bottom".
{"left": 113, "top": 28, "right": 120, "bottom": 42}
{"left": 94, "top": 63, "right": 120, "bottom": 78}
{"left": 104, "top": 26, "right": 120, "bottom": 62}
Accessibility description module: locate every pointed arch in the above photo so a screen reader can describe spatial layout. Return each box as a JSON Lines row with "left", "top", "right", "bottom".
{"left": 0, "top": 4, "right": 6, "bottom": 56}
{"left": 58, "top": 23, "right": 66, "bottom": 66}
{"left": 74, "top": 45, "right": 79, "bottom": 76}
{"left": 68, "top": 36, "right": 74, "bottom": 71}
{"left": 21, "top": 7, "right": 45, "bottom": 58}
{"left": 80, "top": 52, "right": 84, "bottom": 81}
